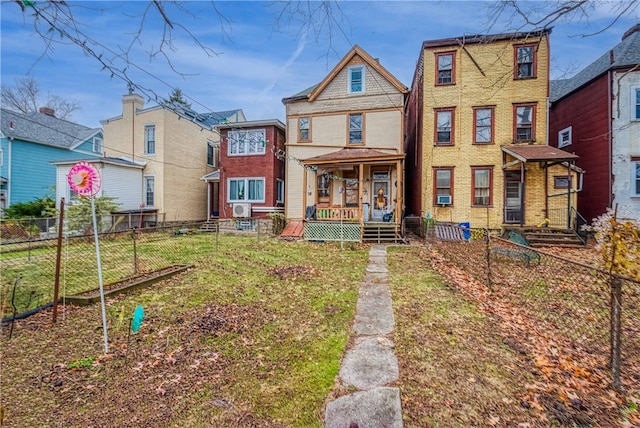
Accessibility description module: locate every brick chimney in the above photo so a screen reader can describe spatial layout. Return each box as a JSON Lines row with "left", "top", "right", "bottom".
{"left": 39, "top": 107, "right": 55, "bottom": 116}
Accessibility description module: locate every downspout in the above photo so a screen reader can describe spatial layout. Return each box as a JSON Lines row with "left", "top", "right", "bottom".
{"left": 608, "top": 69, "right": 613, "bottom": 208}
{"left": 567, "top": 161, "right": 572, "bottom": 229}
{"left": 545, "top": 97, "right": 550, "bottom": 218}
{"left": 7, "top": 137, "right": 12, "bottom": 206}
{"left": 132, "top": 101, "right": 136, "bottom": 162}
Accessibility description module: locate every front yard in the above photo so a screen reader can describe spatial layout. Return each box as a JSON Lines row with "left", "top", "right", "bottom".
{"left": 1, "top": 235, "right": 637, "bottom": 426}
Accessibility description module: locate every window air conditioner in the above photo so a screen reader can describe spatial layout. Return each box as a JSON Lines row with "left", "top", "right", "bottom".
{"left": 232, "top": 203, "right": 251, "bottom": 218}
{"left": 436, "top": 195, "right": 452, "bottom": 205}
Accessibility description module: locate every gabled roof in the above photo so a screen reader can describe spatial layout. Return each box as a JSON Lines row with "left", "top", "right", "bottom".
{"left": 0, "top": 108, "right": 101, "bottom": 150}
{"left": 551, "top": 24, "right": 640, "bottom": 102}
{"left": 201, "top": 169, "right": 220, "bottom": 182}
{"left": 282, "top": 45, "right": 408, "bottom": 104}
{"left": 301, "top": 148, "right": 404, "bottom": 165}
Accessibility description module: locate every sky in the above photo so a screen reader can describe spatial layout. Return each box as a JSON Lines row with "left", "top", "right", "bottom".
{"left": 1, "top": 1, "right": 639, "bottom": 129}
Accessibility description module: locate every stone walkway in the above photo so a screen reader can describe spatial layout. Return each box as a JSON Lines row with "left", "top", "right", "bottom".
{"left": 324, "top": 245, "right": 403, "bottom": 428}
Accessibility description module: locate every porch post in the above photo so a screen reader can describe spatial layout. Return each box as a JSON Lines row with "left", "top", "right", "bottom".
{"left": 520, "top": 162, "right": 525, "bottom": 228}
{"left": 567, "top": 161, "right": 572, "bottom": 229}
{"left": 396, "top": 159, "right": 402, "bottom": 226}
{"left": 303, "top": 167, "right": 308, "bottom": 220}
{"left": 358, "top": 164, "right": 364, "bottom": 227}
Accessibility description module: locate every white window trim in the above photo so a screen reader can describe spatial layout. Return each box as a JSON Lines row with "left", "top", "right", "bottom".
{"left": 348, "top": 65, "right": 365, "bottom": 94}
{"left": 227, "top": 177, "right": 266, "bottom": 203}
{"left": 632, "top": 161, "right": 640, "bottom": 197}
{"left": 144, "top": 124, "right": 156, "bottom": 156}
{"left": 92, "top": 136, "right": 103, "bottom": 153}
{"left": 227, "top": 129, "right": 267, "bottom": 156}
{"left": 632, "top": 85, "right": 640, "bottom": 121}
{"left": 558, "top": 126, "right": 572, "bottom": 148}
{"left": 144, "top": 175, "right": 155, "bottom": 207}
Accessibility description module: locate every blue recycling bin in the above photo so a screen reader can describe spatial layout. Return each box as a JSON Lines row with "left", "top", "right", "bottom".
{"left": 458, "top": 222, "right": 471, "bottom": 241}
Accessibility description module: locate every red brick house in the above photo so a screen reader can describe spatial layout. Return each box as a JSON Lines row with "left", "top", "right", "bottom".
{"left": 203, "top": 119, "right": 286, "bottom": 219}
{"left": 549, "top": 25, "right": 640, "bottom": 223}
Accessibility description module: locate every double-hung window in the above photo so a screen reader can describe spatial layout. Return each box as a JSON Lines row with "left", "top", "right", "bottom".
{"left": 471, "top": 167, "right": 493, "bottom": 206}
{"left": 633, "top": 87, "right": 640, "bottom": 120}
{"left": 633, "top": 159, "right": 640, "bottom": 197}
{"left": 515, "top": 44, "right": 536, "bottom": 79}
{"left": 276, "top": 179, "right": 285, "bottom": 204}
{"left": 473, "top": 107, "right": 494, "bottom": 144}
{"left": 349, "top": 113, "right": 363, "bottom": 144}
{"left": 93, "top": 136, "right": 103, "bottom": 153}
{"left": 558, "top": 126, "right": 572, "bottom": 148}
{"left": 348, "top": 65, "right": 365, "bottom": 94}
{"left": 299, "top": 117, "right": 310, "bottom": 142}
{"left": 514, "top": 104, "right": 536, "bottom": 142}
{"left": 434, "top": 167, "right": 454, "bottom": 205}
{"left": 435, "top": 52, "right": 455, "bottom": 85}
{"left": 144, "top": 176, "right": 155, "bottom": 207}
{"left": 435, "top": 108, "right": 454, "bottom": 145}
{"left": 228, "top": 178, "right": 265, "bottom": 202}
{"left": 228, "top": 129, "right": 266, "bottom": 155}
{"left": 144, "top": 125, "right": 156, "bottom": 155}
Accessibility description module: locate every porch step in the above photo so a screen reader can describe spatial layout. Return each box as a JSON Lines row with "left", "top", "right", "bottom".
{"left": 280, "top": 220, "right": 304, "bottom": 239}
{"left": 363, "top": 223, "right": 401, "bottom": 243}
{"left": 510, "top": 228, "right": 585, "bottom": 247}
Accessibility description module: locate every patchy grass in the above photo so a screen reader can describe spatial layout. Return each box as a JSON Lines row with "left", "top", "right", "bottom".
{"left": 388, "top": 246, "right": 539, "bottom": 427}
{"left": 0, "top": 236, "right": 368, "bottom": 427}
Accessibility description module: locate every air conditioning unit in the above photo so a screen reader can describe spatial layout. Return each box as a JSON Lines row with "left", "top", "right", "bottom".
{"left": 436, "top": 195, "right": 452, "bottom": 205}
{"left": 232, "top": 203, "right": 251, "bottom": 218}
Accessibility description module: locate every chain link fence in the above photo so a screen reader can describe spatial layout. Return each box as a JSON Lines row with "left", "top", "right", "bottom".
{"left": 422, "top": 222, "right": 639, "bottom": 393}
{"left": 1, "top": 218, "right": 284, "bottom": 321}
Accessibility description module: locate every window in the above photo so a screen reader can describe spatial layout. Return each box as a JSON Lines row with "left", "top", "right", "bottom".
{"left": 633, "top": 87, "right": 640, "bottom": 120}
{"left": 207, "top": 141, "right": 219, "bottom": 167}
{"left": 228, "top": 129, "right": 266, "bottom": 155}
{"left": 633, "top": 159, "right": 640, "bottom": 197}
{"left": 473, "top": 107, "right": 494, "bottom": 144}
{"left": 276, "top": 179, "right": 285, "bottom": 203}
{"left": 515, "top": 44, "right": 536, "bottom": 79}
{"left": 317, "top": 174, "right": 330, "bottom": 203}
{"left": 92, "top": 136, "right": 103, "bottom": 153}
{"left": 514, "top": 104, "right": 536, "bottom": 142}
{"left": 554, "top": 176, "right": 571, "bottom": 189}
{"left": 435, "top": 108, "right": 454, "bottom": 145}
{"left": 435, "top": 52, "right": 455, "bottom": 85}
{"left": 433, "top": 168, "right": 454, "bottom": 205}
{"left": 558, "top": 126, "right": 572, "bottom": 148}
{"left": 144, "top": 176, "right": 155, "bottom": 207}
{"left": 228, "top": 178, "right": 265, "bottom": 202}
{"left": 299, "top": 117, "right": 310, "bottom": 142}
{"left": 348, "top": 65, "right": 365, "bottom": 94}
{"left": 472, "top": 167, "right": 493, "bottom": 206}
{"left": 144, "top": 125, "right": 155, "bottom": 155}
{"left": 349, "top": 113, "right": 363, "bottom": 144}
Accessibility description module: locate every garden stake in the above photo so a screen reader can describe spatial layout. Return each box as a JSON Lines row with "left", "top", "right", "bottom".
{"left": 8, "top": 276, "right": 22, "bottom": 339}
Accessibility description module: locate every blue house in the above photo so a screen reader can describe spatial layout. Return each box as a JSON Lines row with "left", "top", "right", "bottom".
{"left": 0, "top": 107, "right": 103, "bottom": 213}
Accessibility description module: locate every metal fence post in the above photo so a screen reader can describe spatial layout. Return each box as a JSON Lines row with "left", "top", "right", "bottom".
{"left": 610, "top": 276, "right": 622, "bottom": 390}
{"left": 485, "top": 229, "right": 492, "bottom": 290}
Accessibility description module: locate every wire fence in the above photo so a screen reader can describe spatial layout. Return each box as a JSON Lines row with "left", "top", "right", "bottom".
{"left": 422, "top": 222, "right": 639, "bottom": 393}
{"left": 0, "top": 218, "right": 284, "bottom": 321}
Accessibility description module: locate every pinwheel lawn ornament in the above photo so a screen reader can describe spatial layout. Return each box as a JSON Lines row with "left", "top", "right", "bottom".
{"left": 67, "top": 162, "right": 109, "bottom": 353}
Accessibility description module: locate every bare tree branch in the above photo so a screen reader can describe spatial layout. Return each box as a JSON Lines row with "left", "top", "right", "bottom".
{"left": 1, "top": 76, "right": 80, "bottom": 119}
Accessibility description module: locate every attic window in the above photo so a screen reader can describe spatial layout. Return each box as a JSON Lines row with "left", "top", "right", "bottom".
{"left": 348, "top": 65, "right": 365, "bottom": 94}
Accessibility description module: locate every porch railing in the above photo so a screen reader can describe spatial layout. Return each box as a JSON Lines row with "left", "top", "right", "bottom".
{"left": 315, "top": 206, "right": 360, "bottom": 221}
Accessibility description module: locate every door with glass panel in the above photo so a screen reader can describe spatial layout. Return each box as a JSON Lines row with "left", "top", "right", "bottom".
{"left": 504, "top": 171, "right": 522, "bottom": 223}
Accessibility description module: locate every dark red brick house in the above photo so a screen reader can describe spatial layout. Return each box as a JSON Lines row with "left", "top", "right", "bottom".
{"left": 204, "top": 119, "right": 286, "bottom": 219}
{"left": 549, "top": 25, "right": 640, "bottom": 224}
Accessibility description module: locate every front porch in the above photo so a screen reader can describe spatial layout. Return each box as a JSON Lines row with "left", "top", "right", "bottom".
{"left": 296, "top": 147, "right": 405, "bottom": 243}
